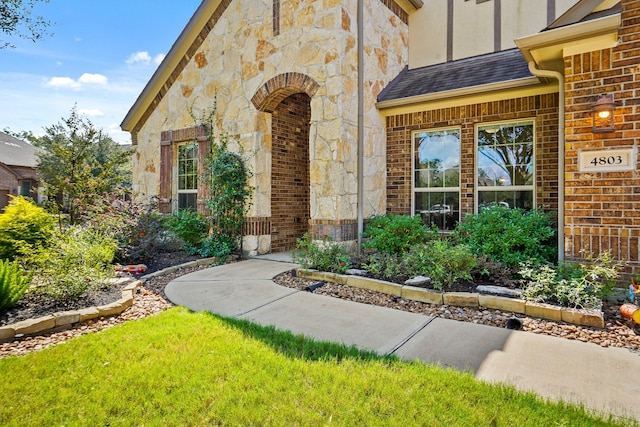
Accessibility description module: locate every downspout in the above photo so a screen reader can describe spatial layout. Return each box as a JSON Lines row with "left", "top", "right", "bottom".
{"left": 357, "top": 0, "right": 364, "bottom": 254}
{"left": 527, "top": 61, "right": 565, "bottom": 261}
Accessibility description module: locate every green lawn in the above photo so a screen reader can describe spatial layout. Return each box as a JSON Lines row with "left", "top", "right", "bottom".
{"left": 0, "top": 307, "right": 629, "bottom": 426}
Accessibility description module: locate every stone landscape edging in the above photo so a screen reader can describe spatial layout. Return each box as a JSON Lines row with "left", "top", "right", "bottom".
{"left": 296, "top": 269, "right": 605, "bottom": 329}
{"left": 0, "top": 278, "right": 140, "bottom": 342}
{"left": 0, "top": 257, "right": 219, "bottom": 343}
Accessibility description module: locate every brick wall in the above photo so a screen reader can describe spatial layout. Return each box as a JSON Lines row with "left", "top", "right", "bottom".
{"left": 271, "top": 93, "right": 311, "bottom": 252}
{"left": 386, "top": 93, "right": 559, "bottom": 218}
{"left": 563, "top": 0, "right": 640, "bottom": 274}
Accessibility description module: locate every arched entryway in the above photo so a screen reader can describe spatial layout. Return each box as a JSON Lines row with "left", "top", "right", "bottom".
{"left": 251, "top": 72, "right": 320, "bottom": 252}
{"left": 270, "top": 93, "right": 311, "bottom": 251}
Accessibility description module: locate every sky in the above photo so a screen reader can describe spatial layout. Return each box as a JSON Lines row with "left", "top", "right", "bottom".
{"left": 0, "top": 0, "right": 203, "bottom": 144}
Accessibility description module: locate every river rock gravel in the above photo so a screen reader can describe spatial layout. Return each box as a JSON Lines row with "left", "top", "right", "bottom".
{"left": 274, "top": 271, "right": 640, "bottom": 354}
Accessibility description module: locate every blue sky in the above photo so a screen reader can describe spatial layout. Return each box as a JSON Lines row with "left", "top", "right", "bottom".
{"left": 1, "top": 0, "right": 202, "bottom": 144}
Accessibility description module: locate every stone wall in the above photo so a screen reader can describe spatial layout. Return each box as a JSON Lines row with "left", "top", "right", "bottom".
{"left": 131, "top": 0, "right": 408, "bottom": 253}
{"left": 563, "top": 0, "right": 640, "bottom": 275}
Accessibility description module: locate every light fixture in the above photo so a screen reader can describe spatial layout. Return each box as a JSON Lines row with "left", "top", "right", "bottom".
{"left": 592, "top": 93, "right": 615, "bottom": 133}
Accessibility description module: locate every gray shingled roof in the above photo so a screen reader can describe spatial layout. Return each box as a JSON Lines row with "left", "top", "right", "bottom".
{"left": 0, "top": 131, "right": 39, "bottom": 168}
{"left": 378, "top": 49, "right": 534, "bottom": 103}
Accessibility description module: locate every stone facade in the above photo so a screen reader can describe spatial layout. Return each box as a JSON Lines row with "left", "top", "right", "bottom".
{"left": 130, "top": 0, "right": 408, "bottom": 254}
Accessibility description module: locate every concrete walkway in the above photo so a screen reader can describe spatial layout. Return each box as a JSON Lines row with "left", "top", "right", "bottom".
{"left": 166, "top": 258, "right": 640, "bottom": 422}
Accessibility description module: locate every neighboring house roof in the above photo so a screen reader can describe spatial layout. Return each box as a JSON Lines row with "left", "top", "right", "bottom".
{"left": 0, "top": 131, "right": 39, "bottom": 168}
{"left": 377, "top": 49, "right": 534, "bottom": 104}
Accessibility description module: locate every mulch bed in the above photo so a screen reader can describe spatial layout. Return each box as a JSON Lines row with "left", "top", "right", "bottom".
{"left": 0, "top": 250, "right": 200, "bottom": 326}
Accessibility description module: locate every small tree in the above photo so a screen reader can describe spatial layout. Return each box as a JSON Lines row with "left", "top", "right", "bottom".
{"left": 195, "top": 105, "right": 252, "bottom": 257}
{"left": 34, "top": 107, "right": 131, "bottom": 224}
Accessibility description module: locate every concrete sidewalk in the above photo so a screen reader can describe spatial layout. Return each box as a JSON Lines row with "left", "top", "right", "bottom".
{"left": 165, "top": 258, "right": 640, "bottom": 422}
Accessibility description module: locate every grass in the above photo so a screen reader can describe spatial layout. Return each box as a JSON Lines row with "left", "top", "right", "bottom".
{"left": 0, "top": 307, "right": 630, "bottom": 426}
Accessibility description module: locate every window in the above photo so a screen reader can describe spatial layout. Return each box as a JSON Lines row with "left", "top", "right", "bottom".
{"left": 413, "top": 128, "right": 461, "bottom": 230}
{"left": 477, "top": 120, "right": 534, "bottom": 210}
{"left": 176, "top": 142, "right": 198, "bottom": 210}
{"left": 19, "top": 180, "right": 32, "bottom": 197}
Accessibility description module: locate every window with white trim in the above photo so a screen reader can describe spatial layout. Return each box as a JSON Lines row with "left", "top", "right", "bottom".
{"left": 413, "top": 128, "right": 461, "bottom": 230}
{"left": 176, "top": 142, "right": 198, "bottom": 211}
{"left": 477, "top": 120, "right": 534, "bottom": 210}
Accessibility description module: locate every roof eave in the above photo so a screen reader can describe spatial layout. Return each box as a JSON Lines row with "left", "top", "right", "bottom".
{"left": 516, "top": 13, "right": 620, "bottom": 70}
{"left": 121, "top": 0, "right": 218, "bottom": 133}
{"left": 376, "top": 76, "right": 541, "bottom": 110}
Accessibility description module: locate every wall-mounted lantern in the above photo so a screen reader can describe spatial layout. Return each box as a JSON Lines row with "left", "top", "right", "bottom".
{"left": 592, "top": 93, "right": 615, "bottom": 133}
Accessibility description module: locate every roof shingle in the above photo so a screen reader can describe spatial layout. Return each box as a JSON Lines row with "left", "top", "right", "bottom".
{"left": 378, "top": 49, "right": 534, "bottom": 103}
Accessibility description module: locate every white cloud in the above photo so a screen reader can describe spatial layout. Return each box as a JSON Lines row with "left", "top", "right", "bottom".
{"left": 78, "top": 73, "right": 108, "bottom": 85}
{"left": 126, "top": 51, "right": 152, "bottom": 65}
{"left": 126, "top": 51, "right": 165, "bottom": 67}
{"left": 44, "top": 73, "right": 108, "bottom": 91}
{"left": 79, "top": 109, "right": 104, "bottom": 117}
{"left": 45, "top": 76, "right": 81, "bottom": 89}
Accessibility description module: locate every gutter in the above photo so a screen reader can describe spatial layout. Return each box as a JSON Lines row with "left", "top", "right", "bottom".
{"left": 376, "top": 77, "right": 541, "bottom": 110}
{"left": 527, "top": 62, "right": 565, "bottom": 262}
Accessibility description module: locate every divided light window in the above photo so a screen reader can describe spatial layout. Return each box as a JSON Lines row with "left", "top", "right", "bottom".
{"left": 177, "top": 142, "right": 198, "bottom": 211}
{"left": 413, "top": 128, "right": 461, "bottom": 231}
{"left": 477, "top": 120, "right": 534, "bottom": 210}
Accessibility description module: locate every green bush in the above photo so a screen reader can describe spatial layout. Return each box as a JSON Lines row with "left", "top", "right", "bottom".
{"left": 88, "top": 199, "right": 176, "bottom": 264}
{"left": 0, "top": 196, "right": 55, "bottom": 261}
{"left": 453, "top": 205, "right": 556, "bottom": 267}
{"left": 166, "top": 209, "right": 209, "bottom": 248}
{"left": 293, "top": 234, "right": 352, "bottom": 274}
{"left": 28, "top": 226, "right": 117, "bottom": 302}
{"left": 364, "top": 240, "right": 476, "bottom": 290}
{"left": 196, "top": 229, "right": 235, "bottom": 260}
{"left": 0, "top": 259, "right": 33, "bottom": 310}
{"left": 363, "top": 214, "right": 436, "bottom": 255}
{"left": 411, "top": 240, "right": 477, "bottom": 291}
{"left": 362, "top": 252, "right": 408, "bottom": 282}
{"left": 519, "top": 251, "right": 619, "bottom": 309}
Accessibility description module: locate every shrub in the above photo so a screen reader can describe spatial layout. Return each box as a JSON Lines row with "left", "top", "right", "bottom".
{"left": 410, "top": 240, "right": 477, "bottom": 291}
{"left": 88, "top": 199, "right": 175, "bottom": 264}
{"left": 0, "top": 259, "right": 33, "bottom": 310}
{"left": 28, "top": 226, "right": 117, "bottom": 302}
{"left": 519, "top": 251, "right": 619, "bottom": 309}
{"left": 293, "top": 234, "right": 352, "bottom": 274}
{"left": 0, "top": 196, "right": 55, "bottom": 261}
{"left": 363, "top": 214, "right": 436, "bottom": 255}
{"left": 364, "top": 240, "right": 476, "bottom": 290}
{"left": 166, "top": 209, "right": 209, "bottom": 248}
{"left": 362, "top": 252, "right": 408, "bottom": 282}
{"left": 196, "top": 229, "right": 235, "bottom": 260}
{"left": 453, "top": 205, "right": 556, "bottom": 267}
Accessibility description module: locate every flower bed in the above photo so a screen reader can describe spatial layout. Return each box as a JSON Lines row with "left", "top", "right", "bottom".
{"left": 296, "top": 269, "right": 605, "bottom": 328}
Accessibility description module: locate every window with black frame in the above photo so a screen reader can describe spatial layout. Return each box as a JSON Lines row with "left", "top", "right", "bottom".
{"left": 477, "top": 121, "right": 534, "bottom": 211}
{"left": 413, "top": 128, "right": 461, "bottom": 231}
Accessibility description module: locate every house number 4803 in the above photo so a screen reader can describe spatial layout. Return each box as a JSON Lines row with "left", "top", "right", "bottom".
{"left": 589, "top": 155, "right": 623, "bottom": 166}
{"left": 578, "top": 148, "right": 635, "bottom": 172}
